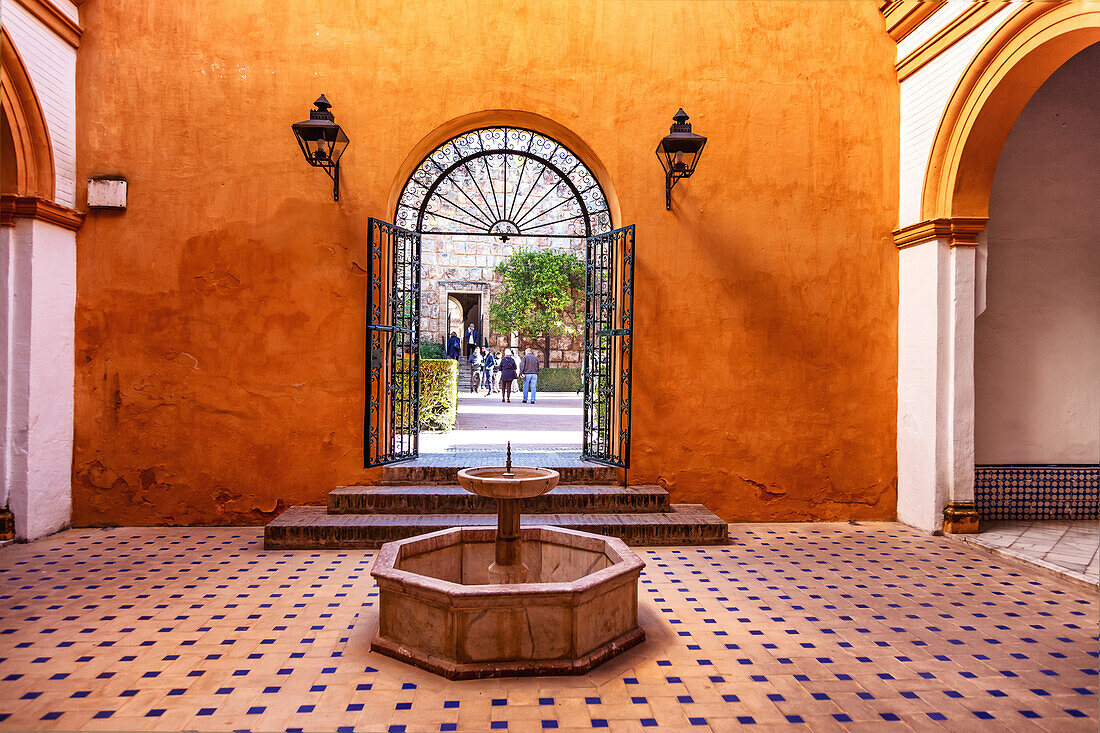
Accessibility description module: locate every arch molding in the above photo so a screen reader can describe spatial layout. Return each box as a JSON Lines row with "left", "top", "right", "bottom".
{"left": 922, "top": 3, "right": 1100, "bottom": 220}
{"left": 1, "top": 26, "right": 54, "bottom": 199}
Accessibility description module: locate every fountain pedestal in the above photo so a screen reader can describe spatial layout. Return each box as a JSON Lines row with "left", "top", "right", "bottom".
{"left": 489, "top": 497, "right": 526, "bottom": 583}
{"left": 456, "top": 463, "right": 560, "bottom": 584}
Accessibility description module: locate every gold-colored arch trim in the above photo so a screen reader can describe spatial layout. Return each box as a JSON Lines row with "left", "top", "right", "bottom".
{"left": 893, "top": 216, "right": 988, "bottom": 250}
{"left": 13, "top": 0, "right": 83, "bottom": 49}
{"left": 881, "top": 1, "right": 947, "bottom": 43}
{"left": 896, "top": 3, "right": 1008, "bottom": 82}
{"left": 1, "top": 194, "right": 84, "bottom": 230}
{"left": 921, "top": 3, "right": 1100, "bottom": 221}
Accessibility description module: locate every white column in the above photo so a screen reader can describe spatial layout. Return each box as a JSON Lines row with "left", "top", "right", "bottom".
{"left": 948, "top": 244, "right": 976, "bottom": 509}
{"left": 0, "top": 225, "right": 19, "bottom": 521}
{"left": 897, "top": 236, "right": 980, "bottom": 533}
{"left": 1, "top": 218, "right": 76, "bottom": 541}
{"left": 897, "top": 238, "right": 950, "bottom": 531}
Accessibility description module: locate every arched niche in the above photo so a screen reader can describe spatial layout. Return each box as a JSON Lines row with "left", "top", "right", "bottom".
{"left": 1, "top": 26, "right": 54, "bottom": 199}
{"left": 922, "top": 4, "right": 1100, "bottom": 220}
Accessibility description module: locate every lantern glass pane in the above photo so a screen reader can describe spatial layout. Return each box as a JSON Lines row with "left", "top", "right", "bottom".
{"left": 330, "top": 129, "right": 349, "bottom": 165}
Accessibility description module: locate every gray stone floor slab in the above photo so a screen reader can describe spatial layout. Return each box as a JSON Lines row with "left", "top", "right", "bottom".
{"left": 962, "top": 519, "right": 1099, "bottom": 587}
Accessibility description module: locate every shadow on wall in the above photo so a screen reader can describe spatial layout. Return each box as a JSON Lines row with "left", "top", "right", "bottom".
{"left": 633, "top": 202, "right": 898, "bottom": 521}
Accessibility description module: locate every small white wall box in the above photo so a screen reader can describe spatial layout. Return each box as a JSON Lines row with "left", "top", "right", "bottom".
{"left": 87, "top": 178, "right": 127, "bottom": 209}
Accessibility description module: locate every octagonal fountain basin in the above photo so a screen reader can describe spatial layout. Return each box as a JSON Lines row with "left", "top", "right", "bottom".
{"left": 369, "top": 525, "right": 646, "bottom": 679}
{"left": 456, "top": 466, "right": 559, "bottom": 499}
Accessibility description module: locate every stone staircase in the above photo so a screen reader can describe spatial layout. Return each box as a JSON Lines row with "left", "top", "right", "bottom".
{"left": 456, "top": 364, "right": 487, "bottom": 394}
{"left": 264, "top": 466, "right": 729, "bottom": 550}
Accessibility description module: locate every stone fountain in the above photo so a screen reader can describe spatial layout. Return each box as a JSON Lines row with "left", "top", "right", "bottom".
{"left": 369, "top": 444, "right": 646, "bottom": 679}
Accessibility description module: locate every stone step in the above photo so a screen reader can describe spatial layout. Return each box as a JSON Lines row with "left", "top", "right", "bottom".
{"left": 380, "top": 463, "right": 619, "bottom": 485}
{"left": 264, "top": 504, "right": 729, "bottom": 549}
{"left": 328, "top": 484, "right": 669, "bottom": 515}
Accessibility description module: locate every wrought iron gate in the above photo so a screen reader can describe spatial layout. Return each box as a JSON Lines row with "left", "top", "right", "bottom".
{"left": 364, "top": 218, "right": 421, "bottom": 467}
{"left": 582, "top": 225, "right": 635, "bottom": 467}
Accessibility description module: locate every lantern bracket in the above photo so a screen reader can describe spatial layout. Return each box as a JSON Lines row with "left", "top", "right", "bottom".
{"left": 655, "top": 108, "right": 706, "bottom": 211}
{"left": 291, "top": 94, "right": 349, "bottom": 201}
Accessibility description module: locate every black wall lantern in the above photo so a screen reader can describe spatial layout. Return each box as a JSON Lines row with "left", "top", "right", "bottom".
{"left": 656, "top": 108, "right": 706, "bottom": 210}
{"left": 291, "top": 94, "right": 349, "bottom": 201}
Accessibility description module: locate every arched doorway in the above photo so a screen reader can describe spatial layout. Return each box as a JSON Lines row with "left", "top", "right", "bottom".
{"left": 396, "top": 125, "right": 612, "bottom": 358}
{"left": 896, "top": 4, "right": 1100, "bottom": 533}
{"left": 974, "top": 43, "right": 1099, "bottom": 523}
{"left": 365, "top": 119, "right": 635, "bottom": 469}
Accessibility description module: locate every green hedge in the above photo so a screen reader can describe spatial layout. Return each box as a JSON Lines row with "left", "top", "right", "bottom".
{"left": 536, "top": 367, "right": 582, "bottom": 392}
{"left": 419, "top": 341, "right": 447, "bottom": 360}
{"left": 418, "top": 358, "right": 457, "bottom": 431}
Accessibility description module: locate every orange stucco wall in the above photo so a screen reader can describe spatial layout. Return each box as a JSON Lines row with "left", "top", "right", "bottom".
{"left": 73, "top": 0, "right": 899, "bottom": 526}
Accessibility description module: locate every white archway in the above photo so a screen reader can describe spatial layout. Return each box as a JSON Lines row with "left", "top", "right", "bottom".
{"left": 895, "top": 5, "right": 1100, "bottom": 532}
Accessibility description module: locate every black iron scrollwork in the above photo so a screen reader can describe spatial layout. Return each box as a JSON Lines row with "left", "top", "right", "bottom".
{"left": 396, "top": 127, "right": 612, "bottom": 240}
{"left": 582, "top": 225, "right": 635, "bottom": 468}
{"left": 365, "top": 218, "right": 422, "bottom": 467}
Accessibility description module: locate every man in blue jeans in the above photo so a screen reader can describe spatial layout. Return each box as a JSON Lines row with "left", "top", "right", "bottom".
{"left": 519, "top": 348, "right": 540, "bottom": 403}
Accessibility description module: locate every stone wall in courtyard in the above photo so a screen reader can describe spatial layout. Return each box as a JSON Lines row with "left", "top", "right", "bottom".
{"left": 420, "top": 233, "right": 584, "bottom": 369}
{"left": 71, "top": 0, "right": 900, "bottom": 526}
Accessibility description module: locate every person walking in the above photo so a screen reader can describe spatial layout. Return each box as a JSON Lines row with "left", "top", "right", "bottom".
{"left": 467, "top": 348, "right": 483, "bottom": 393}
{"left": 519, "top": 347, "right": 540, "bottom": 404}
{"left": 499, "top": 349, "right": 518, "bottom": 403}
{"left": 446, "top": 331, "right": 461, "bottom": 360}
{"left": 482, "top": 348, "right": 497, "bottom": 395}
{"left": 464, "top": 323, "right": 479, "bottom": 358}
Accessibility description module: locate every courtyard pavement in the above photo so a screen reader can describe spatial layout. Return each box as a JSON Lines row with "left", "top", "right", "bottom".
{"left": 416, "top": 391, "right": 586, "bottom": 468}
{"left": 1, "top": 523, "right": 1096, "bottom": 732}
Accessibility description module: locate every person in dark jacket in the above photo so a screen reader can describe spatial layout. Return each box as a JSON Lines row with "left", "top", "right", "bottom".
{"left": 467, "top": 348, "right": 483, "bottom": 393}
{"left": 446, "top": 331, "right": 461, "bottom": 360}
{"left": 498, "top": 349, "right": 518, "bottom": 403}
{"left": 464, "top": 324, "right": 479, "bottom": 357}
{"left": 482, "top": 349, "right": 497, "bottom": 395}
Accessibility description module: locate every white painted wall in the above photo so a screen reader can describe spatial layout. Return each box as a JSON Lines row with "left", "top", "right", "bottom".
{"left": 896, "top": 235, "right": 981, "bottom": 532}
{"left": 1, "top": 0, "right": 79, "bottom": 207}
{"left": 975, "top": 43, "right": 1100, "bottom": 465}
{"left": 898, "top": 4, "right": 1017, "bottom": 227}
{"left": 0, "top": 226, "right": 14, "bottom": 515}
{"left": 896, "top": 1, "right": 970, "bottom": 60}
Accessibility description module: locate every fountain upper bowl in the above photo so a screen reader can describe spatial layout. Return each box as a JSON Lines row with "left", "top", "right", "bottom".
{"left": 457, "top": 466, "right": 560, "bottom": 499}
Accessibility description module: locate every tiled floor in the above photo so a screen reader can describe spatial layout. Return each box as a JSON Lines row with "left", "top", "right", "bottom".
{"left": 2, "top": 523, "right": 1097, "bottom": 732}
{"left": 963, "top": 520, "right": 1099, "bottom": 587}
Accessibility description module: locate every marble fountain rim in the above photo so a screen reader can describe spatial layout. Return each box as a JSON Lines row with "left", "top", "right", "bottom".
{"left": 456, "top": 466, "right": 561, "bottom": 498}
{"left": 457, "top": 465, "right": 560, "bottom": 478}
{"left": 369, "top": 525, "right": 645, "bottom": 602}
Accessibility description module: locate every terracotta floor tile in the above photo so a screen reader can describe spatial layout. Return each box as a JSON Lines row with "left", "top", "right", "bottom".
{"left": 1, "top": 524, "right": 1096, "bottom": 733}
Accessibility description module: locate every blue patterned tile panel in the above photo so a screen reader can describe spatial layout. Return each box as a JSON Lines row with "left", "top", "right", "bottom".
{"left": 975, "top": 464, "right": 1099, "bottom": 520}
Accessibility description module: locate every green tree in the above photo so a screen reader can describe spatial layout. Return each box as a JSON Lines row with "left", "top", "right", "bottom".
{"left": 488, "top": 249, "right": 585, "bottom": 365}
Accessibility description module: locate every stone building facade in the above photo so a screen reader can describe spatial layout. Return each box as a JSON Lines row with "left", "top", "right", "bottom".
{"left": 420, "top": 233, "right": 584, "bottom": 368}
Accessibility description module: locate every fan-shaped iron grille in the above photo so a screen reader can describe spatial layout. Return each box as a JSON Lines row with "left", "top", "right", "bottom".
{"left": 396, "top": 127, "right": 612, "bottom": 239}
